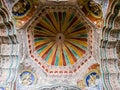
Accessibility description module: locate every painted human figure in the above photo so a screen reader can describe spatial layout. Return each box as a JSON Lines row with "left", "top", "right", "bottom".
{"left": 12, "top": 0, "right": 30, "bottom": 16}
{"left": 86, "top": 73, "right": 102, "bottom": 90}
{"left": 88, "top": 1, "right": 101, "bottom": 16}
{"left": 88, "top": 74, "right": 99, "bottom": 87}
{"left": 20, "top": 72, "right": 33, "bottom": 86}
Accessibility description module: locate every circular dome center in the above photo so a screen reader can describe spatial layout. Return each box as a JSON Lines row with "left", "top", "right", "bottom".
{"left": 56, "top": 33, "right": 65, "bottom": 44}
{"left": 32, "top": 10, "right": 89, "bottom": 66}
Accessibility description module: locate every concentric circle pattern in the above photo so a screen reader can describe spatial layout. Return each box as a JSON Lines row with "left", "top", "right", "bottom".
{"left": 34, "top": 9, "right": 88, "bottom": 66}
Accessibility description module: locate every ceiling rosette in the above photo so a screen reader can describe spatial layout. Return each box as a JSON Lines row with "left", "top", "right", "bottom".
{"left": 27, "top": 4, "right": 93, "bottom": 75}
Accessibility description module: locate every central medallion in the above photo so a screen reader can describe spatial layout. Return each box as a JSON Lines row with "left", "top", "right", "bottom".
{"left": 56, "top": 33, "right": 65, "bottom": 44}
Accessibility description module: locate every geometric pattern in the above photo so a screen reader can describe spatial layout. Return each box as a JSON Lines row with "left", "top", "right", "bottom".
{"left": 34, "top": 10, "right": 88, "bottom": 66}
{"left": 27, "top": 5, "right": 93, "bottom": 74}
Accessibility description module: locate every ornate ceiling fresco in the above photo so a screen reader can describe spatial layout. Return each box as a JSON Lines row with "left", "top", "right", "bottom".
{"left": 27, "top": 2, "right": 93, "bottom": 75}
{"left": 34, "top": 11, "right": 88, "bottom": 66}
{"left": 0, "top": 0, "right": 120, "bottom": 90}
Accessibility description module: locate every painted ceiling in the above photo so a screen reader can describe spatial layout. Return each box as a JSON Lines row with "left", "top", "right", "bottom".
{"left": 27, "top": 2, "right": 93, "bottom": 74}
{"left": 34, "top": 10, "right": 88, "bottom": 66}
{"left": 1, "top": 0, "right": 120, "bottom": 90}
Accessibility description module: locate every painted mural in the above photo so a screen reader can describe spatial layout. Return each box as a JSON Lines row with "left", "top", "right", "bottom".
{"left": 19, "top": 70, "right": 36, "bottom": 86}
{"left": 87, "top": 0, "right": 102, "bottom": 18}
{"left": 77, "top": 64, "right": 102, "bottom": 90}
{"left": 77, "top": 0, "right": 103, "bottom": 28}
{"left": 85, "top": 71, "right": 101, "bottom": 90}
{"left": 12, "top": 0, "right": 31, "bottom": 17}
{"left": 1, "top": 0, "right": 120, "bottom": 90}
{"left": 12, "top": 0, "right": 39, "bottom": 29}
{"left": 34, "top": 10, "right": 88, "bottom": 66}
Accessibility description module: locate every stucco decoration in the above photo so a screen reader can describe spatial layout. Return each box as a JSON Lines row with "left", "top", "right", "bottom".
{"left": 37, "top": 85, "right": 81, "bottom": 90}
{"left": 114, "top": 16, "right": 120, "bottom": 29}
{"left": 1, "top": 0, "right": 120, "bottom": 90}
{"left": 0, "top": 1, "right": 19, "bottom": 89}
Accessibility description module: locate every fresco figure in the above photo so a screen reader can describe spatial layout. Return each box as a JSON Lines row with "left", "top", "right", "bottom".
{"left": 86, "top": 72, "right": 102, "bottom": 90}
{"left": 88, "top": 0, "right": 101, "bottom": 17}
{"left": 12, "top": 0, "right": 30, "bottom": 16}
{"left": 20, "top": 71, "right": 35, "bottom": 86}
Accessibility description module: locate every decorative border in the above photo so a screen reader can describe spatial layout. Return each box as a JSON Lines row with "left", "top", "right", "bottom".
{"left": 37, "top": 84, "right": 81, "bottom": 90}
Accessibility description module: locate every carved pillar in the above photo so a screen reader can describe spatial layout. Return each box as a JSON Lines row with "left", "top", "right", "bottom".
{"left": 0, "top": 1, "right": 20, "bottom": 90}
{"left": 100, "top": 0, "right": 120, "bottom": 89}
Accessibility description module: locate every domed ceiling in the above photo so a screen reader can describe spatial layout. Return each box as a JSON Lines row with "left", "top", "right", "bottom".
{"left": 34, "top": 10, "right": 88, "bottom": 66}
{"left": 2, "top": 0, "right": 120, "bottom": 90}
{"left": 27, "top": 2, "right": 93, "bottom": 74}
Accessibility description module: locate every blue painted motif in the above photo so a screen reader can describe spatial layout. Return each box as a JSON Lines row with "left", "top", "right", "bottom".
{"left": 0, "top": 87, "right": 5, "bottom": 90}
{"left": 85, "top": 72, "right": 102, "bottom": 90}
{"left": 20, "top": 71, "right": 35, "bottom": 86}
